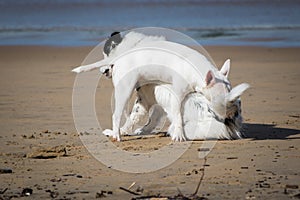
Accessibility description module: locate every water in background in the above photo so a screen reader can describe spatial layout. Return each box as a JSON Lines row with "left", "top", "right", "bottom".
{"left": 0, "top": 0, "right": 299, "bottom": 47}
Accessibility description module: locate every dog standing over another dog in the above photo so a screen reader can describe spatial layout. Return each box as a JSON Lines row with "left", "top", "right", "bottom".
{"left": 73, "top": 31, "right": 249, "bottom": 141}
{"left": 101, "top": 61, "right": 249, "bottom": 140}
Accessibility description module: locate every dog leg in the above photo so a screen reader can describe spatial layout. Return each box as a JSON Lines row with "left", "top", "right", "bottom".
{"left": 169, "top": 82, "right": 189, "bottom": 142}
{"left": 135, "top": 104, "right": 166, "bottom": 135}
{"left": 170, "top": 109, "right": 185, "bottom": 141}
{"left": 121, "top": 100, "right": 148, "bottom": 135}
{"left": 103, "top": 80, "right": 136, "bottom": 141}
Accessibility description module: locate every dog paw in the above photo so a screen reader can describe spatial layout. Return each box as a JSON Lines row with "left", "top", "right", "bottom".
{"left": 171, "top": 134, "right": 186, "bottom": 142}
{"left": 103, "top": 129, "right": 121, "bottom": 141}
{"left": 134, "top": 128, "right": 154, "bottom": 135}
{"left": 103, "top": 129, "right": 113, "bottom": 136}
{"left": 120, "top": 128, "right": 129, "bottom": 135}
{"left": 171, "top": 127, "right": 186, "bottom": 142}
{"left": 134, "top": 128, "right": 144, "bottom": 135}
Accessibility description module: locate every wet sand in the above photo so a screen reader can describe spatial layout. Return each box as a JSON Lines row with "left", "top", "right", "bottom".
{"left": 0, "top": 45, "right": 299, "bottom": 199}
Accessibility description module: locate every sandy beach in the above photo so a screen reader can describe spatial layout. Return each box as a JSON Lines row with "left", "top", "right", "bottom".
{"left": 0, "top": 45, "right": 299, "bottom": 199}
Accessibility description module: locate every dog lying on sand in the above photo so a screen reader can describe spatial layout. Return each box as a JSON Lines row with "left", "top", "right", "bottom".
{"left": 101, "top": 61, "right": 249, "bottom": 140}
{"left": 73, "top": 31, "right": 249, "bottom": 141}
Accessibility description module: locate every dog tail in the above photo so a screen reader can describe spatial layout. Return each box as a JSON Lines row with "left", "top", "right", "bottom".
{"left": 72, "top": 59, "right": 111, "bottom": 73}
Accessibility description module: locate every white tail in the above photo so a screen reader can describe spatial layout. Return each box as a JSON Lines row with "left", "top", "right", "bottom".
{"left": 71, "top": 59, "right": 112, "bottom": 73}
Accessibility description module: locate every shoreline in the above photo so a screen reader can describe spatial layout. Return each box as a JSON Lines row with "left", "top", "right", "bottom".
{"left": 1, "top": 43, "right": 300, "bottom": 48}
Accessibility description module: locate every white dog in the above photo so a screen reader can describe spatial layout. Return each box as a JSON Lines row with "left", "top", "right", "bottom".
{"left": 102, "top": 61, "right": 249, "bottom": 139}
{"left": 73, "top": 32, "right": 235, "bottom": 141}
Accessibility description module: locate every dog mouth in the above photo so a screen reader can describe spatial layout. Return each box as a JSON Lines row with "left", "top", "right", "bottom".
{"left": 100, "top": 64, "right": 114, "bottom": 78}
{"left": 103, "top": 69, "right": 112, "bottom": 78}
{"left": 103, "top": 68, "right": 109, "bottom": 75}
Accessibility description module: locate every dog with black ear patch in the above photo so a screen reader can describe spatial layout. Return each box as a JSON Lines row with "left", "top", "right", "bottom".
{"left": 72, "top": 32, "right": 233, "bottom": 142}
{"left": 99, "top": 32, "right": 122, "bottom": 78}
{"left": 103, "top": 32, "right": 122, "bottom": 57}
{"left": 101, "top": 61, "right": 250, "bottom": 140}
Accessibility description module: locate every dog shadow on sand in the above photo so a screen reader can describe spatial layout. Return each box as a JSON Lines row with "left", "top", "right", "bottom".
{"left": 243, "top": 123, "right": 300, "bottom": 140}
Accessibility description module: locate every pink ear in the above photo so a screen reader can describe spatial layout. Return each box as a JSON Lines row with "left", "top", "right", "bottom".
{"left": 205, "top": 70, "right": 216, "bottom": 87}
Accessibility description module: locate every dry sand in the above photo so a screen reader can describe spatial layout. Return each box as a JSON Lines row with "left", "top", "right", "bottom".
{"left": 0, "top": 45, "right": 299, "bottom": 199}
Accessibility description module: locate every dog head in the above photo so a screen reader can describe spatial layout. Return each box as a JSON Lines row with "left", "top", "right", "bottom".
{"left": 221, "top": 82, "right": 249, "bottom": 138}
{"left": 200, "top": 70, "right": 230, "bottom": 118}
{"left": 199, "top": 59, "right": 249, "bottom": 121}
{"left": 103, "top": 32, "right": 123, "bottom": 57}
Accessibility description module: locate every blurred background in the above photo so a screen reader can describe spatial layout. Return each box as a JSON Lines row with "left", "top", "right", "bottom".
{"left": 0, "top": 0, "right": 299, "bottom": 47}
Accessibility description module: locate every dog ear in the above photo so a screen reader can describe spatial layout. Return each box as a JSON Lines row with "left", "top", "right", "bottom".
{"left": 205, "top": 70, "right": 216, "bottom": 87}
{"left": 226, "top": 83, "right": 250, "bottom": 102}
{"left": 220, "top": 59, "right": 230, "bottom": 77}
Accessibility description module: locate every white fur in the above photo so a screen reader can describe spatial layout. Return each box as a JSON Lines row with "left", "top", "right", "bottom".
{"left": 73, "top": 32, "right": 235, "bottom": 141}
{"left": 121, "top": 83, "right": 249, "bottom": 140}
{"left": 72, "top": 32, "right": 165, "bottom": 73}
{"left": 120, "top": 62, "right": 250, "bottom": 140}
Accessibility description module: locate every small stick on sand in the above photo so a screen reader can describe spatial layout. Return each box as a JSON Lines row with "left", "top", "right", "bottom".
{"left": 119, "top": 187, "right": 141, "bottom": 196}
{"left": 192, "top": 156, "right": 207, "bottom": 196}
